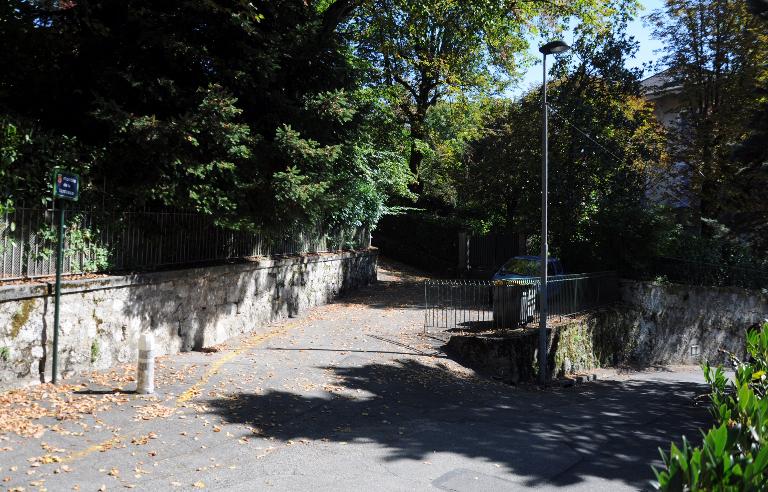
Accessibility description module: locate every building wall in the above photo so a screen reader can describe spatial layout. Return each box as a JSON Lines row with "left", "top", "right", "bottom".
{"left": 648, "top": 92, "right": 681, "bottom": 129}
{"left": 0, "top": 250, "right": 378, "bottom": 390}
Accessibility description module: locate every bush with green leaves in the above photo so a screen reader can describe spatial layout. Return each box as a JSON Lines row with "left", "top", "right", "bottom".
{"left": 654, "top": 321, "right": 768, "bottom": 491}
{"left": 0, "top": 2, "right": 413, "bottom": 235}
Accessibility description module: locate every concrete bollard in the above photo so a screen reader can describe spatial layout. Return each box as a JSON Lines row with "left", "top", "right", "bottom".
{"left": 136, "top": 333, "right": 155, "bottom": 394}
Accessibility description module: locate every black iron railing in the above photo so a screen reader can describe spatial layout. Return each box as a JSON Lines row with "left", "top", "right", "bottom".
{"left": 0, "top": 206, "right": 371, "bottom": 280}
{"left": 423, "top": 272, "right": 619, "bottom": 333}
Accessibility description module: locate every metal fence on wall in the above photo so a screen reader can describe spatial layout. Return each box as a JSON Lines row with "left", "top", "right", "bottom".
{"left": 424, "top": 272, "right": 619, "bottom": 333}
{"left": 0, "top": 206, "right": 370, "bottom": 281}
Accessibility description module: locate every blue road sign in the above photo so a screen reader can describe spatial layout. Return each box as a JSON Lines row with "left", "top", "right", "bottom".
{"left": 53, "top": 170, "right": 79, "bottom": 201}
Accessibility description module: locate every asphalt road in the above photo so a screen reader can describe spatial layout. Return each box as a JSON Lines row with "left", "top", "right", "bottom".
{"left": 0, "top": 260, "right": 710, "bottom": 491}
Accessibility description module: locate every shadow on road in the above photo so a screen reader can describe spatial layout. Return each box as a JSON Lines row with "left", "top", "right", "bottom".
{"left": 206, "top": 358, "right": 710, "bottom": 489}
{"left": 334, "top": 278, "right": 425, "bottom": 310}
{"left": 266, "top": 347, "right": 444, "bottom": 358}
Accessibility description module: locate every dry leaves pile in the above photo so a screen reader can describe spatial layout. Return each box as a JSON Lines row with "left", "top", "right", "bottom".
{"left": 156, "top": 363, "right": 198, "bottom": 386}
{"left": 54, "top": 393, "right": 129, "bottom": 421}
{"left": 88, "top": 366, "right": 136, "bottom": 387}
{"left": 134, "top": 404, "right": 176, "bottom": 421}
{"left": 130, "top": 432, "right": 158, "bottom": 445}
{"left": 0, "top": 383, "right": 130, "bottom": 437}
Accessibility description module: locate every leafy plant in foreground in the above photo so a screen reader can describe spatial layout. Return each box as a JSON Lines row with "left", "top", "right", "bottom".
{"left": 654, "top": 322, "right": 768, "bottom": 491}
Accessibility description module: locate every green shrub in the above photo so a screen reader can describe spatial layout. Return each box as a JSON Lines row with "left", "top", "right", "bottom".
{"left": 90, "top": 339, "right": 100, "bottom": 363}
{"left": 654, "top": 321, "right": 768, "bottom": 491}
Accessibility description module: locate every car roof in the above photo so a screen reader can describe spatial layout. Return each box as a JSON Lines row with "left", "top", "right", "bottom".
{"left": 508, "top": 255, "right": 560, "bottom": 261}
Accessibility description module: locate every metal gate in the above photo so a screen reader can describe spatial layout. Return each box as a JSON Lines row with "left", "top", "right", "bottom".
{"left": 423, "top": 272, "right": 619, "bottom": 333}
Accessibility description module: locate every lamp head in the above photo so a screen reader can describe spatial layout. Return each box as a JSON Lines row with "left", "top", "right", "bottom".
{"left": 539, "top": 40, "right": 571, "bottom": 55}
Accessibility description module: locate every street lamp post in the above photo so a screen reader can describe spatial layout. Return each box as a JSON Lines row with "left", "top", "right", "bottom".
{"left": 538, "top": 40, "right": 570, "bottom": 385}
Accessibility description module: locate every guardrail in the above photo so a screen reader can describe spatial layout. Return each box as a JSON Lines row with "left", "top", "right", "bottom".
{"left": 424, "top": 272, "right": 619, "bottom": 333}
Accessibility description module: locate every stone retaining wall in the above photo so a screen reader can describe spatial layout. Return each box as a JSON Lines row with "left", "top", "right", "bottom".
{"left": 0, "top": 250, "right": 378, "bottom": 389}
{"left": 554, "top": 280, "right": 767, "bottom": 372}
{"left": 614, "top": 279, "right": 768, "bottom": 364}
{"left": 445, "top": 280, "right": 768, "bottom": 383}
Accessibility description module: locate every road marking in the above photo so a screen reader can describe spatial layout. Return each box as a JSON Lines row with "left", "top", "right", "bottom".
{"left": 63, "top": 436, "right": 123, "bottom": 462}
{"left": 176, "top": 326, "right": 290, "bottom": 404}
{"left": 63, "top": 322, "right": 298, "bottom": 464}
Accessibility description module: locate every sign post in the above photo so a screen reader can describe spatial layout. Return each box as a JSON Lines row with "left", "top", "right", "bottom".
{"left": 51, "top": 169, "right": 79, "bottom": 384}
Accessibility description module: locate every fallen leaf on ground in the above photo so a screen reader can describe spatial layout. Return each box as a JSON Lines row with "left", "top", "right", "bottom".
{"left": 134, "top": 404, "right": 175, "bottom": 421}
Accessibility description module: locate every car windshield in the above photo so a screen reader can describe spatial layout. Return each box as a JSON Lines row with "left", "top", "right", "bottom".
{"left": 500, "top": 258, "right": 539, "bottom": 276}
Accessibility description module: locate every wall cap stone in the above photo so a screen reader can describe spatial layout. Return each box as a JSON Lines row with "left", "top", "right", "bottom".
{"left": 0, "top": 248, "right": 378, "bottom": 302}
{"left": 619, "top": 278, "right": 768, "bottom": 299}
{"left": 0, "top": 282, "right": 48, "bottom": 302}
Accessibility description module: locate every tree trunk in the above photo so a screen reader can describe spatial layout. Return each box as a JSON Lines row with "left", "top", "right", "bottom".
{"left": 408, "top": 109, "right": 427, "bottom": 195}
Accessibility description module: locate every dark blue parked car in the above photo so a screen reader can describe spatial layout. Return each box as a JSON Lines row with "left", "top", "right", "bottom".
{"left": 492, "top": 255, "right": 564, "bottom": 281}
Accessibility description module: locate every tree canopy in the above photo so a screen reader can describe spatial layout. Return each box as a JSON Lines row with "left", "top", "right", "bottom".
{"left": 346, "top": 0, "right": 629, "bottom": 185}
{"left": 0, "top": 0, "right": 410, "bottom": 230}
{"left": 0, "top": 0, "right": 764, "bottom": 266}
{"left": 454, "top": 22, "right": 670, "bottom": 270}
{"left": 648, "top": 0, "right": 768, "bottom": 258}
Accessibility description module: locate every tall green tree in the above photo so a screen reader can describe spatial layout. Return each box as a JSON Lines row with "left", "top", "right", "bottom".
{"left": 731, "top": 0, "right": 768, "bottom": 255}
{"left": 459, "top": 21, "right": 670, "bottom": 270}
{"left": 648, "top": 0, "right": 768, "bottom": 254}
{"left": 416, "top": 96, "right": 502, "bottom": 210}
{"left": 347, "top": 0, "right": 628, "bottom": 188}
{"left": 0, "top": 0, "right": 410, "bottom": 231}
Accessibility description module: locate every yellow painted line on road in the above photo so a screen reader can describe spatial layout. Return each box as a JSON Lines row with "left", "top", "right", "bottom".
{"left": 63, "top": 321, "right": 299, "bottom": 464}
{"left": 176, "top": 325, "right": 293, "bottom": 404}
{"left": 63, "top": 435, "right": 123, "bottom": 463}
